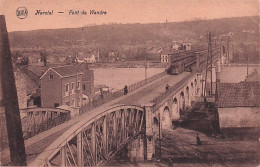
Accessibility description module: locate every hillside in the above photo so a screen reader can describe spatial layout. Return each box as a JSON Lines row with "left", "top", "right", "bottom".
{"left": 9, "top": 16, "right": 259, "bottom": 49}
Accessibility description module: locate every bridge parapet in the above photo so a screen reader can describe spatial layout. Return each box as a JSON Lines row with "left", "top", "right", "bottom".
{"left": 20, "top": 107, "right": 71, "bottom": 139}
{"left": 29, "top": 105, "right": 145, "bottom": 166}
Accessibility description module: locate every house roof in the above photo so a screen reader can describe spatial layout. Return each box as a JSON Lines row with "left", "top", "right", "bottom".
{"left": 41, "top": 65, "right": 83, "bottom": 79}
{"left": 51, "top": 65, "right": 83, "bottom": 77}
{"left": 217, "top": 81, "right": 260, "bottom": 108}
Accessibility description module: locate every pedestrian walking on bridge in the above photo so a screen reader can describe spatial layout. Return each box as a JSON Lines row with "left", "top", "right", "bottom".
{"left": 124, "top": 85, "right": 128, "bottom": 95}
{"left": 196, "top": 133, "right": 202, "bottom": 145}
{"left": 166, "top": 84, "right": 170, "bottom": 91}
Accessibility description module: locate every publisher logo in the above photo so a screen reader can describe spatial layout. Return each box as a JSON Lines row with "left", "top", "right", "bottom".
{"left": 16, "top": 7, "right": 28, "bottom": 19}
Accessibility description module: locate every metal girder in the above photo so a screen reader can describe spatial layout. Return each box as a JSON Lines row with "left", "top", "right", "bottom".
{"left": 38, "top": 105, "right": 145, "bottom": 167}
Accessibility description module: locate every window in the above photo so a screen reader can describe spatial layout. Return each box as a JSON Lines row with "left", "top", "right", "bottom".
{"left": 77, "top": 98, "right": 80, "bottom": 107}
{"left": 72, "top": 82, "right": 74, "bottom": 90}
{"left": 49, "top": 75, "right": 53, "bottom": 80}
{"left": 71, "top": 99, "right": 75, "bottom": 107}
{"left": 83, "top": 84, "right": 86, "bottom": 90}
{"left": 65, "top": 83, "right": 69, "bottom": 92}
{"left": 77, "top": 81, "right": 80, "bottom": 89}
{"left": 54, "top": 103, "right": 59, "bottom": 108}
{"left": 72, "top": 82, "right": 75, "bottom": 93}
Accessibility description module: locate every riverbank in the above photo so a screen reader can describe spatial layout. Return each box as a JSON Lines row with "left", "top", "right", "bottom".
{"left": 89, "top": 61, "right": 168, "bottom": 69}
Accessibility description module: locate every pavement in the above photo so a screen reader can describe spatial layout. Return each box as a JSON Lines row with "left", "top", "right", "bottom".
{"left": 0, "top": 71, "right": 192, "bottom": 165}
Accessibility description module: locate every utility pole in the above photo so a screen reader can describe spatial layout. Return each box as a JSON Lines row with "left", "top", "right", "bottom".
{"left": 210, "top": 32, "right": 213, "bottom": 96}
{"left": 145, "top": 54, "right": 147, "bottom": 84}
{"left": 0, "top": 15, "right": 27, "bottom": 165}
{"left": 204, "top": 32, "right": 210, "bottom": 99}
{"left": 227, "top": 37, "right": 230, "bottom": 63}
{"left": 158, "top": 112, "right": 161, "bottom": 159}
{"left": 246, "top": 47, "right": 249, "bottom": 76}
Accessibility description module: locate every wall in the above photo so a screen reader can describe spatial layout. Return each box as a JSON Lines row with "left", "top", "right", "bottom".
{"left": 15, "top": 72, "right": 27, "bottom": 109}
{"left": 61, "top": 74, "right": 83, "bottom": 107}
{"left": 218, "top": 107, "right": 260, "bottom": 128}
{"left": 41, "top": 70, "right": 61, "bottom": 108}
{"left": 82, "top": 70, "right": 94, "bottom": 96}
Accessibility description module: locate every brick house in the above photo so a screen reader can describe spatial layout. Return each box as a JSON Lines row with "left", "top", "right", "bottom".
{"left": 79, "top": 63, "right": 95, "bottom": 97}
{"left": 217, "top": 81, "right": 260, "bottom": 128}
{"left": 40, "top": 65, "right": 83, "bottom": 108}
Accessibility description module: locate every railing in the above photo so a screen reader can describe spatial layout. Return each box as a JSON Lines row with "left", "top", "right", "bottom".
{"left": 128, "top": 71, "right": 166, "bottom": 93}
{"left": 30, "top": 105, "right": 145, "bottom": 167}
{"left": 22, "top": 113, "right": 70, "bottom": 140}
{"left": 79, "top": 71, "right": 167, "bottom": 114}
{"left": 20, "top": 108, "right": 71, "bottom": 139}
{"left": 152, "top": 72, "right": 195, "bottom": 108}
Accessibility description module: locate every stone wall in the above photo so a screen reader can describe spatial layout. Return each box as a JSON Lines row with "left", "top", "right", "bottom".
{"left": 218, "top": 107, "right": 260, "bottom": 128}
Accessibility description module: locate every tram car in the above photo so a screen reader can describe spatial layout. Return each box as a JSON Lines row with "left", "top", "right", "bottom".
{"left": 167, "top": 54, "right": 196, "bottom": 75}
{"left": 167, "top": 61, "right": 185, "bottom": 75}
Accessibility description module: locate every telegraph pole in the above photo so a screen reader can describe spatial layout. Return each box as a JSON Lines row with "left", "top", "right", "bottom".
{"left": 246, "top": 47, "right": 249, "bottom": 76}
{"left": 0, "top": 15, "right": 27, "bottom": 165}
{"left": 145, "top": 54, "right": 147, "bottom": 84}
{"left": 227, "top": 37, "right": 230, "bottom": 63}
{"left": 158, "top": 112, "right": 161, "bottom": 159}
{"left": 210, "top": 32, "right": 213, "bottom": 96}
{"left": 204, "top": 32, "right": 210, "bottom": 99}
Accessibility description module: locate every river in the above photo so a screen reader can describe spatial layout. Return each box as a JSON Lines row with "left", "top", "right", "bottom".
{"left": 219, "top": 65, "right": 260, "bottom": 83}
{"left": 91, "top": 68, "right": 165, "bottom": 90}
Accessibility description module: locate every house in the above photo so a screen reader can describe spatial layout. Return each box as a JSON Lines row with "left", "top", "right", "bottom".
{"left": 40, "top": 65, "right": 83, "bottom": 108}
{"left": 108, "top": 51, "right": 117, "bottom": 62}
{"left": 78, "top": 63, "right": 95, "bottom": 97}
{"left": 183, "top": 43, "right": 192, "bottom": 50}
{"left": 84, "top": 54, "right": 96, "bottom": 63}
{"left": 217, "top": 81, "right": 260, "bottom": 129}
{"left": 47, "top": 55, "right": 60, "bottom": 64}
{"left": 172, "top": 43, "right": 180, "bottom": 50}
{"left": 14, "top": 66, "right": 45, "bottom": 108}
{"left": 25, "top": 53, "right": 45, "bottom": 66}
{"left": 94, "top": 50, "right": 100, "bottom": 62}
{"left": 160, "top": 54, "right": 169, "bottom": 63}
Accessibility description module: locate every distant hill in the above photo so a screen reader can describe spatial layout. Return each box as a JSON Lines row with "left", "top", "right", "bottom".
{"left": 8, "top": 16, "right": 259, "bottom": 49}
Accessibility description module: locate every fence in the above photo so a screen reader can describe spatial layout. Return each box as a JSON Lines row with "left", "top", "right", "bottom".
{"left": 21, "top": 112, "right": 70, "bottom": 140}
{"left": 79, "top": 71, "right": 167, "bottom": 114}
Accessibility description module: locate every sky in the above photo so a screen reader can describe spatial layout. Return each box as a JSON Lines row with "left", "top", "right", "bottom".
{"left": 0, "top": 0, "right": 259, "bottom": 32}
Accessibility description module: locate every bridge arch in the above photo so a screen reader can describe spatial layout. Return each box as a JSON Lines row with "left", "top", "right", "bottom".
{"left": 30, "top": 105, "right": 145, "bottom": 167}
{"left": 190, "top": 82, "right": 194, "bottom": 102}
{"left": 162, "top": 106, "right": 171, "bottom": 129}
{"left": 194, "top": 79, "right": 198, "bottom": 95}
{"left": 179, "top": 91, "right": 185, "bottom": 114}
{"left": 185, "top": 86, "right": 190, "bottom": 108}
{"left": 153, "top": 117, "right": 159, "bottom": 126}
{"left": 171, "top": 98, "right": 179, "bottom": 120}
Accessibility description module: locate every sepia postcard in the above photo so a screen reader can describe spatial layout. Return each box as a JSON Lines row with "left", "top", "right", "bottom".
{"left": 0, "top": 0, "right": 259, "bottom": 166}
